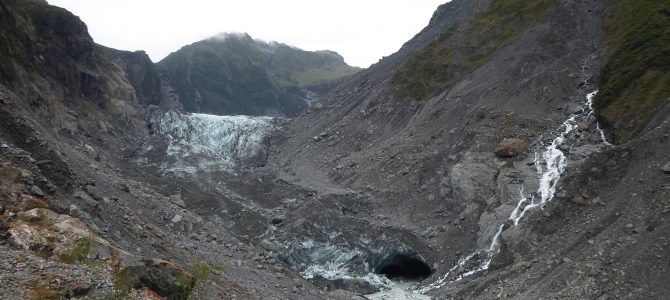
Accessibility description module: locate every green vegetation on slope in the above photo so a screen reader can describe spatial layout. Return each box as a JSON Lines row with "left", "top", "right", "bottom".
{"left": 0, "top": 0, "right": 47, "bottom": 83}
{"left": 158, "top": 35, "right": 359, "bottom": 116}
{"left": 594, "top": 0, "right": 670, "bottom": 143}
{"left": 391, "top": 0, "right": 557, "bottom": 100}
{"left": 268, "top": 46, "right": 360, "bottom": 86}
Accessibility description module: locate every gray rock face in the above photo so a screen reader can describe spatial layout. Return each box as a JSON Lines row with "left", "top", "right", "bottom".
{"left": 448, "top": 153, "right": 498, "bottom": 209}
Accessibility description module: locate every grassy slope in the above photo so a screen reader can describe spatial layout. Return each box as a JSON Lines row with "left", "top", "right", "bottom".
{"left": 391, "top": 0, "right": 557, "bottom": 100}
{"left": 594, "top": 0, "right": 670, "bottom": 143}
{"left": 268, "top": 46, "right": 360, "bottom": 87}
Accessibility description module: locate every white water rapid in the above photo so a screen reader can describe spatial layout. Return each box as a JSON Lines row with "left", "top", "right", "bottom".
{"left": 418, "top": 91, "right": 611, "bottom": 294}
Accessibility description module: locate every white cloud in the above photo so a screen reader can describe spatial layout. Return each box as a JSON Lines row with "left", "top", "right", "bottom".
{"left": 47, "top": 0, "right": 447, "bottom": 68}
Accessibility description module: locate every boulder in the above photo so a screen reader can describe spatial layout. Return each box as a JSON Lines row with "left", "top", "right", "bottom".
{"left": 8, "top": 221, "right": 54, "bottom": 256}
{"left": 171, "top": 214, "right": 183, "bottom": 223}
{"left": 169, "top": 194, "right": 186, "bottom": 208}
{"left": 494, "top": 138, "right": 527, "bottom": 158}
{"left": 662, "top": 162, "right": 670, "bottom": 174}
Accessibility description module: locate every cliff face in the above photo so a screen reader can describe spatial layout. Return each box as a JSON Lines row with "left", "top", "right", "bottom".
{"left": 101, "top": 47, "right": 163, "bottom": 106}
{"left": 157, "top": 33, "right": 360, "bottom": 117}
{"left": 0, "top": 0, "right": 147, "bottom": 145}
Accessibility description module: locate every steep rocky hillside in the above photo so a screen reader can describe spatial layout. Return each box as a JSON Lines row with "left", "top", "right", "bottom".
{"left": 157, "top": 33, "right": 361, "bottom": 117}
{"left": 1, "top": 0, "right": 668, "bottom": 299}
{"left": 273, "top": 0, "right": 670, "bottom": 298}
{"left": 0, "top": 0, "right": 145, "bottom": 144}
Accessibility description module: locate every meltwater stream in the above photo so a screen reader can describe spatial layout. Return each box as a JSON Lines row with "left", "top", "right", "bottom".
{"left": 297, "top": 92, "right": 611, "bottom": 299}
{"left": 148, "top": 92, "right": 610, "bottom": 299}
{"left": 417, "top": 91, "right": 611, "bottom": 294}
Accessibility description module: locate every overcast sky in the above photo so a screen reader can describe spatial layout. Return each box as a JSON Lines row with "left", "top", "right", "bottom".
{"left": 47, "top": 0, "right": 447, "bottom": 68}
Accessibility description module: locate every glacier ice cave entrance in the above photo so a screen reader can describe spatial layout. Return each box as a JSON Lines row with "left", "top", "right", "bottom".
{"left": 374, "top": 253, "right": 433, "bottom": 279}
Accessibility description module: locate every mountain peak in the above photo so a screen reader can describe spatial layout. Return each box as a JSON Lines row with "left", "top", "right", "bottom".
{"left": 208, "top": 32, "right": 254, "bottom": 42}
{"left": 156, "top": 33, "right": 360, "bottom": 116}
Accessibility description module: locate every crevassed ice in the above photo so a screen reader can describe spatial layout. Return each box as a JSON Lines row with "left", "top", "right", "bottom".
{"left": 300, "top": 248, "right": 394, "bottom": 290}
{"left": 152, "top": 111, "right": 275, "bottom": 173}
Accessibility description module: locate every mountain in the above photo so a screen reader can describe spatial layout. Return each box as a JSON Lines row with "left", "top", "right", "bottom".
{"left": 157, "top": 33, "right": 361, "bottom": 117}
{"left": 275, "top": 0, "right": 670, "bottom": 298}
{"left": 0, "top": 0, "right": 669, "bottom": 299}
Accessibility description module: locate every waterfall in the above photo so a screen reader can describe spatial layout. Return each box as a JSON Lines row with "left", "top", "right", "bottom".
{"left": 418, "top": 90, "right": 612, "bottom": 293}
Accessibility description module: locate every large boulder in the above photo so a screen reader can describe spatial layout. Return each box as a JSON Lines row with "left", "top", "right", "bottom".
{"left": 494, "top": 138, "right": 527, "bottom": 158}
{"left": 8, "top": 221, "right": 54, "bottom": 256}
{"left": 662, "top": 161, "right": 670, "bottom": 174}
{"left": 168, "top": 194, "right": 186, "bottom": 208}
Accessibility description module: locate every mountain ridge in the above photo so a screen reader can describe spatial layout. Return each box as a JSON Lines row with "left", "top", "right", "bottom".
{"left": 155, "top": 32, "right": 360, "bottom": 117}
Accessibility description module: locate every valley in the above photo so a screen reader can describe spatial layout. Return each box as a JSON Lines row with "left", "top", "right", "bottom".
{"left": 0, "top": 0, "right": 669, "bottom": 299}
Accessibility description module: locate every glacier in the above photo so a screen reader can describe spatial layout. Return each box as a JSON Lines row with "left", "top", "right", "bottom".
{"left": 150, "top": 111, "right": 276, "bottom": 175}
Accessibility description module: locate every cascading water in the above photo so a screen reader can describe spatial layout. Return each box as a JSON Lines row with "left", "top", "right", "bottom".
{"left": 418, "top": 90, "right": 612, "bottom": 294}
{"left": 145, "top": 94, "right": 612, "bottom": 298}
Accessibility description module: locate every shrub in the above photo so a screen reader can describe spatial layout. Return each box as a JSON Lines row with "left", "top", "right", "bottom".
{"left": 110, "top": 267, "right": 136, "bottom": 300}
{"left": 57, "top": 237, "right": 92, "bottom": 263}
{"left": 594, "top": 0, "right": 670, "bottom": 142}
{"left": 392, "top": 0, "right": 557, "bottom": 100}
